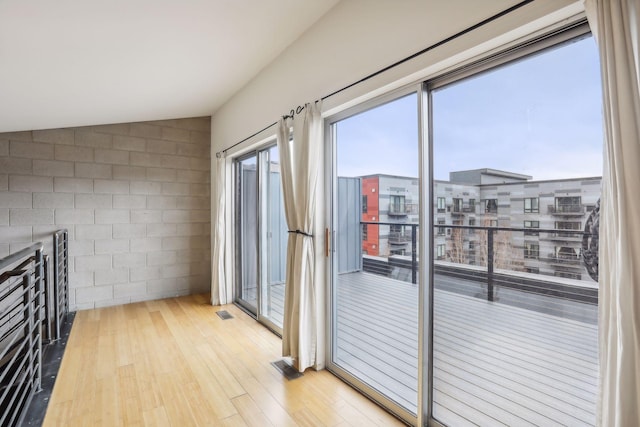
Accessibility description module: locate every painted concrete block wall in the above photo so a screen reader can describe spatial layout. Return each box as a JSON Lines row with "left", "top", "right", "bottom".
{"left": 0, "top": 117, "right": 211, "bottom": 310}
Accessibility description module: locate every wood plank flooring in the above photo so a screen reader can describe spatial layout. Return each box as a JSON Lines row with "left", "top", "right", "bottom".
{"left": 43, "top": 294, "right": 405, "bottom": 427}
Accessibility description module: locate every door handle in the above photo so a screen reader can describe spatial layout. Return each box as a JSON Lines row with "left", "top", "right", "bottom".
{"left": 325, "top": 228, "right": 330, "bottom": 257}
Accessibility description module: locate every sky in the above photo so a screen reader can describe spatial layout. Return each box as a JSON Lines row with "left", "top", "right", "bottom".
{"left": 336, "top": 36, "right": 604, "bottom": 182}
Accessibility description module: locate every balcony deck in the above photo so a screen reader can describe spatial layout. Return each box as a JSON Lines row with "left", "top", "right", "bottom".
{"left": 332, "top": 271, "right": 597, "bottom": 426}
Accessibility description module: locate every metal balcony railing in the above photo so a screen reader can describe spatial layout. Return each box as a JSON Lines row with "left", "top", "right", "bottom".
{"left": 0, "top": 229, "right": 69, "bottom": 427}
{"left": 51, "top": 230, "right": 69, "bottom": 341}
{"left": 543, "top": 232, "right": 583, "bottom": 242}
{"left": 388, "top": 231, "right": 412, "bottom": 244}
{"left": 547, "top": 254, "right": 582, "bottom": 266}
{"left": 360, "top": 222, "right": 597, "bottom": 303}
{"left": 0, "top": 243, "right": 44, "bottom": 427}
{"left": 388, "top": 203, "right": 417, "bottom": 216}
{"left": 548, "top": 205, "right": 585, "bottom": 215}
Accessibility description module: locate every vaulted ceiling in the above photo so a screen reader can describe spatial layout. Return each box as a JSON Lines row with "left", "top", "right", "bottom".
{"left": 0, "top": 0, "right": 340, "bottom": 132}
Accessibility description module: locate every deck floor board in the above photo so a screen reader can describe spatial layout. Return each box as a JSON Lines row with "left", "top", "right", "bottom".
{"left": 335, "top": 271, "right": 598, "bottom": 425}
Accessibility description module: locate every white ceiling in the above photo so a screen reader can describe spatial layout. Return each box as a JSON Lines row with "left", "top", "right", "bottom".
{"left": 0, "top": 0, "right": 340, "bottom": 132}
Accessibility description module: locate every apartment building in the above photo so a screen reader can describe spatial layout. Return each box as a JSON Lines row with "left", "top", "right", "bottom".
{"left": 362, "top": 168, "right": 601, "bottom": 283}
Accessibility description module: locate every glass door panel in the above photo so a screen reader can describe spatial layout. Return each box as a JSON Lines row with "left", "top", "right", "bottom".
{"left": 259, "top": 146, "right": 287, "bottom": 330}
{"left": 236, "top": 145, "right": 287, "bottom": 333}
{"left": 236, "top": 154, "right": 258, "bottom": 314}
{"left": 330, "top": 92, "right": 420, "bottom": 421}
{"left": 430, "top": 35, "right": 601, "bottom": 426}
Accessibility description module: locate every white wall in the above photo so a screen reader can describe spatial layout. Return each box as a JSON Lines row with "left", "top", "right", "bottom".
{"left": 208, "top": 0, "right": 585, "bottom": 369}
{"left": 210, "top": 0, "right": 581, "bottom": 151}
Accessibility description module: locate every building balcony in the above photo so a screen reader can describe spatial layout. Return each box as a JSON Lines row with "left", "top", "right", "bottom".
{"left": 388, "top": 203, "right": 417, "bottom": 216}
{"left": 546, "top": 254, "right": 583, "bottom": 268}
{"left": 548, "top": 205, "right": 585, "bottom": 216}
{"left": 388, "top": 231, "right": 412, "bottom": 244}
{"left": 542, "top": 232, "right": 583, "bottom": 243}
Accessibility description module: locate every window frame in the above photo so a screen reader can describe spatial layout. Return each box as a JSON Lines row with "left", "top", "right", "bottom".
{"left": 524, "top": 242, "right": 540, "bottom": 259}
{"left": 484, "top": 199, "right": 498, "bottom": 214}
{"left": 426, "top": 21, "right": 597, "bottom": 425}
{"left": 453, "top": 198, "right": 463, "bottom": 212}
{"left": 321, "top": 18, "right": 596, "bottom": 427}
{"left": 524, "top": 220, "right": 540, "bottom": 236}
{"left": 524, "top": 197, "right": 539, "bottom": 213}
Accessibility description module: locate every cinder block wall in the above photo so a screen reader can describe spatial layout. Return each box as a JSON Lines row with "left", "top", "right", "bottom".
{"left": 0, "top": 117, "right": 211, "bottom": 310}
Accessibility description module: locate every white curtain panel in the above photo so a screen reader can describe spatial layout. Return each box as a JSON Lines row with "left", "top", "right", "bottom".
{"left": 211, "top": 153, "right": 232, "bottom": 305}
{"left": 584, "top": 1, "right": 640, "bottom": 425}
{"left": 278, "top": 102, "right": 323, "bottom": 372}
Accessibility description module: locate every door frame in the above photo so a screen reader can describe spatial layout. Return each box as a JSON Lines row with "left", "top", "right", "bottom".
{"left": 324, "top": 84, "right": 425, "bottom": 425}
{"left": 234, "top": 142, "right": 284, "bottom": 336}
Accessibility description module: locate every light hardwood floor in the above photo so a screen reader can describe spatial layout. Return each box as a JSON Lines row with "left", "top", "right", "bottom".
{"left": 43, "top": 294, "right": 405, "bottom": 426}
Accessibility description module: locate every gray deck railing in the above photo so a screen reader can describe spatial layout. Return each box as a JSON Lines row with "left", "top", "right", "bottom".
{"left": 0, "top": 229, "right": 70, "bottom": 427}
{"left": 361, "top": 222, "right": 596, "bottom": 303}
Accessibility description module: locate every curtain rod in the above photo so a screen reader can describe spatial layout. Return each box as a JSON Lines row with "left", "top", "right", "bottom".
{"left": 216, "top": 0, "right": 533, "bottom": 158}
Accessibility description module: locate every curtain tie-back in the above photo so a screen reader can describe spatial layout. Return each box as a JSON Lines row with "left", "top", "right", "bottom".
{"left": 288, "top": 230, "right": 313, "bottom": 237}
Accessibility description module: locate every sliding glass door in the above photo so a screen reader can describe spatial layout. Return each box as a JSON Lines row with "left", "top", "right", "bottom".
{"left": 235, "top": 145, "right": 287, "bottom": 332}
{"left": 328, "top": 91, "right": 421, "bottom": 423}
{"left": 325, "top": 24, "right": 601, "bottom": 427}
{"left": 428, "top": 31, "right": 602, "bottom": 426}
{"left": 259, "top": 146, "right": 287, "bottom": 328}
{"left": 236, "top": 154, "right": 258, "bottom": 313}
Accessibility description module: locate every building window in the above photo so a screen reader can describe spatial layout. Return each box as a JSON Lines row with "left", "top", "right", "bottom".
{"left": 468, "top": 199, "right": 475, "bottom": 213}
{"left": 468, "top": 241, "right": 476, "bottom": 264}
{"left": 484, "top": 199, "right": 498, "bottom": 214}
{"left": 437, "top": 219, "right": 445, "bottom": 235}
{"left": 524, "top": 220, "right": 540, "bottom": 236}
{"left": 436, "top": 244, "right": 446, "bottom": 260}
{"left": 468, "top": 217, "right": 476, "bottom": 234}
{"left": 362, "top": 223, "right": 368, "bottom": 241}
{"left": 437, "top": 197, "right": 446, "bottom": 212}
{"left": 554, "top": 196, "right": 582, "bottom": 213}
{"left": 390, "top": 195, "right": 405, "bottom": 214}
{"left": 453, "top": 198, "right": 463, "bottom": 213}
{"left": 489, "top": 220, "right": 498, "bottom": 227}
{"left": 524, "top": 242, "right": 539, "bottom": 259}
{"left": 556, "top": 246, "right": 579, "bottom": 261}
{"left": 390, "top": 224, "right": 402, "bottom": 233}
{"left": 362, "top": 195, "right": 368, "bottom": 213}
{"left": 525, "top": 267, "right": 539, "bottom": 274}
{"left": 524, "top": 197, "right": 539, "bottom": 213}
{"left": 389, "top": 224, "right": 403, "bottom": 240}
